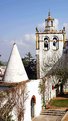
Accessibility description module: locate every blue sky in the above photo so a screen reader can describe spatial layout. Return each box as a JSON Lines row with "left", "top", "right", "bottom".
{"left": 0, "top": 0, "right": 68, "bottom": 61}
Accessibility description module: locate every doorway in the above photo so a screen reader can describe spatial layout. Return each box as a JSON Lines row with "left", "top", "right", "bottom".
{"left": 31, "top": 95, "right": 36, "bottom": 118}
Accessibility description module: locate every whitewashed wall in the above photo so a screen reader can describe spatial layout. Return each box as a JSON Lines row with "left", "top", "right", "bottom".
{"left": 45, "top": 77, "right": 56, "bottom": 104}
{"left": 38, "top": 33, "right": 64, "bottom": 78}
{"left": 24, "top": 79, "right": 42, "bottom": 121}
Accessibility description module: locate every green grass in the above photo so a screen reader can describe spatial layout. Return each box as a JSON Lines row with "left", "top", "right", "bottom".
{"left": 50, "top": 99, "right": 68, "bottom": 107}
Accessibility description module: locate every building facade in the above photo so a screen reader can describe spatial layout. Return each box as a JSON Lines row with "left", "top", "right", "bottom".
{"left": 36, "top": 12, "right": 66, "bottom": 78}
{"left": 0, "top": 12, "right": 67, "bottom": 121}
{"left": 0, "top": 43, "right": 42, "bottom": 121}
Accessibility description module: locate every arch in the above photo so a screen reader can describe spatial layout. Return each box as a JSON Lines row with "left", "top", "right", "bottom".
{"left": 53, "top": 36, "right": 59, "bottom": 50}
{"left": 31, "top": 95, "right": 36, "bottom": 118}
{"left": 53, "top": 36, "right": 59, "bottom": 40}
{"left": 44, "top": 36, "right": 50, "bottom": 50}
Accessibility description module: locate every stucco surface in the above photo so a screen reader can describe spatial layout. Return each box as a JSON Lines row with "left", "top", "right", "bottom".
{"left": 4, "top": 44, "right": 28, "bottom": 83}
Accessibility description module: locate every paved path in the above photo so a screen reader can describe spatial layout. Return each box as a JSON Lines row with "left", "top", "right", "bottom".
{"left": 32, "top": 115, "right": 62, "bottom": 121}
{"left": 32, "top": 109, "right": 66, "bottom": 121}
{"left": 61, "top": 111, "right": 68, "bottom": 121}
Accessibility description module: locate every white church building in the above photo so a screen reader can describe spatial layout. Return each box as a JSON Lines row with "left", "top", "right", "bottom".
{"left": 36, "top": 11, "right": 66, "bottom": 79}
{"left": 0, "top": 12, "right": 68, "bottom": 121}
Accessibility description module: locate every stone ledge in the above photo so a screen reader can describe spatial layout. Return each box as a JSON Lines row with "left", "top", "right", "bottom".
{"left": 61, "top": 111, "right": 68, "bottom": 121}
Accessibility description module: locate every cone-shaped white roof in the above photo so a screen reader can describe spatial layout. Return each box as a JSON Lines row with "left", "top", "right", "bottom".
{"left": 4, "top": 43, "right": 28, "bottom": 83}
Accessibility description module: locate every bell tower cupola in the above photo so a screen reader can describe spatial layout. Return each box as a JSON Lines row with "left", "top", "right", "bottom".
{"left": 45, "top": 11, "right": 55, "bottom": 31}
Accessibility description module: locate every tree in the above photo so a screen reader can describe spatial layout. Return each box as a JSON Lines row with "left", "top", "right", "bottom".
{"left": 0, "top": 82, "right": 28, "bottom": 121}
{"left": 0, "top": 61, "right": 4, "bottom": 66}
{"left": 39, "top": 78, "right": 46, "bottom": 108}
{"left": 0, "top": 90, "right": 15, "bottom": 121}
{"left": 0, "top": 117, "right": 5, "bottom": 121}
{"left": 38, "top": 52, "right": 60, "bottom": 107}
{"left": 25, "top": 52, "right": 32, "bottom": 62}
{"left": 45, "top": 47, "right": 68, "bottom": 95}
{"left": 39, "top": 43, "right": 68, "bottom": 98}
{"left": 22, "top": 52, "right": 37, "bottom": 79}
{"left": 0, "top": 55, "right": 4, "bottom": 66}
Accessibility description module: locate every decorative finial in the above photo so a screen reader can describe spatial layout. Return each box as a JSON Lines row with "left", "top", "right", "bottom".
{"left": 63, "top": 27, "right": 65, "bottom": 31}
{"left": 48, "top": 9, "right": 50, "bottom": 17}
{"left": 36, "top": 27, "right": 39, "bottom": 32}
{"left": 13, "top": 43, "right": 16, "bottom": 45}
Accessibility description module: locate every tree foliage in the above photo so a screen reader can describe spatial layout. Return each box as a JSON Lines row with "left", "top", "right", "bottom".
{"left": 39, "top": 78, "right": 46, "bottom": 107}
{"left": 22, "top": 52, "right": 37, "bottom": 79}
{"left": 45, "top": 49, "right": 68, "bottom": 94}
{"left": 0, "top": 61, "right": 4, "bottom": 66}
{"left": 0, "top": 82, "right": 28, "bottom": 121}
{"left": 49, "top": 52, "right": 68, "bottom": 83}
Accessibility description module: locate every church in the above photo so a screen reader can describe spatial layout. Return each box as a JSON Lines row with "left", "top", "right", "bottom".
{"left": 0, "top": 12, "right": 68, "bottom": 121}
{"left": 36, "top": 11, "right": 66, "bottom": 79}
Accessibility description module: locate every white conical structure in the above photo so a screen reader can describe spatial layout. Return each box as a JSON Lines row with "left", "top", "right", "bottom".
{"left": 4, "top": 43, "right": 28, "bottom": 83}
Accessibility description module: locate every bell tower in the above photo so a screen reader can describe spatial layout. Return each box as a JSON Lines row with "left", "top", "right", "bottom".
{"left": 36, "top": 12, "right": 66, "bottom": 79}
{"left": 45, "top": 11, "right": 55, "bottom": 31}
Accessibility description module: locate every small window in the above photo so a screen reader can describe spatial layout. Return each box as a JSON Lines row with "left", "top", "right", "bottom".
{"left": 53, "top": 36, "right": 59, "bottom": 50}
{"left": 44, "top": 40, "right": 48, "bottom": 48}
{"left": 53, "top": 41, "right": 56, "bottom": 46}
{"left": 44, "top": 36, "right": 50, "bottom": 50}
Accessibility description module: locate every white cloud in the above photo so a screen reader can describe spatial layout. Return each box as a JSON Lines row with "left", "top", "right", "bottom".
{"left": 10, "top": 39, "right": 26, "bottom": 46}
{"left": 54, "top": 19, "right": 59, "bottom": 30}
{"left": 0, "top": 33, "right": 36, "bottom": 61}
{"left": 24, "top": 34, "right": 35, "bottom": 41}
{"left": 37, "top": 22, "right": 45, "bottom": 31}
{"left": 10, "top": 34, "right": 35, "bottom": 46}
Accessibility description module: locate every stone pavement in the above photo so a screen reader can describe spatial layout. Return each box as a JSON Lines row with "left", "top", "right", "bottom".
{"left": 32, "top": 109, "right": 67, "bottom": 121}
{"left": 32, "top": 95, "right": 68, "bottom": 121}
{"left": 32, "top": 115, "right": 62, "bottom": 121}
{"left": 61, "top": 111, "right": 68, "bottom": 121}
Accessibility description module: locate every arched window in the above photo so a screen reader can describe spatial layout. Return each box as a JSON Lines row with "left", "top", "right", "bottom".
{"left": 44, "top": 36, "right": 50, "bottom": 50}
{"left": 53, "top": 36, "right": 59, "bottom": 50}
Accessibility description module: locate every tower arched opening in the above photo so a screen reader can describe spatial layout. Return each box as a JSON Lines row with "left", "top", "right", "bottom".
{"left": 53, "top": 36, "right": 59, "bottom": 50}
{"left": 44, "top": 36, "right": 50, "bottom": 50}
